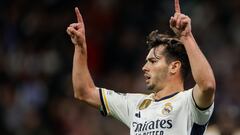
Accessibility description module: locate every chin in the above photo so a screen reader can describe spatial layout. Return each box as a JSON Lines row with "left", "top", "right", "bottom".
{"left": 147, "top": 84, "right": 162, "bottom": 93}
{"left": 146, "top": 85, "right": 154, "bottom": 91}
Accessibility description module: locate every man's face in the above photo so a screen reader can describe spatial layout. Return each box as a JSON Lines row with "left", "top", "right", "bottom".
{"left": 142, "top": 45, "right": 169, "bottom": 92}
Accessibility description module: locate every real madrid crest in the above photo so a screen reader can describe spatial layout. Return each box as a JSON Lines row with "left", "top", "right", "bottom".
{"left": 162, "top": 102, "right": 173, "bottom": 115}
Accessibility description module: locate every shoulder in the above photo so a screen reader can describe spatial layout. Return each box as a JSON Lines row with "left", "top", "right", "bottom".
{"left": 126, "top": 92, "right": 149, "bottom": 99}
{"left": 171, "top": 88, "right": 194, "bottom": 104}
{"left": 101, "top": 88, "right": 149, "bottom": 102}
{"left": 125, "top": 93, "right": 150, "bottom": 105}
{"left": 180, "top": 88, "right": 194, "bottom": 97}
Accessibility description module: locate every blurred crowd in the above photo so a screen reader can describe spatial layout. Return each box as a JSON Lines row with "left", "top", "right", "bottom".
{"left": 0, "top": 0, "right": 240, "bottom": 135}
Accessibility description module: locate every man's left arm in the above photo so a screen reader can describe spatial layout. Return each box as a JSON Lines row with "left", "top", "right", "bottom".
{"left": 170, "top": 13, "right": 216, "bottom": 109}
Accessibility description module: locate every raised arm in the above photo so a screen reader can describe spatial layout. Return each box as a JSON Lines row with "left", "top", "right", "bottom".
{"left": 66, "top": 7, "right": 100, "bottom": 108}
{"left": 170, "top": 10, "right": 216, "bottom": 108}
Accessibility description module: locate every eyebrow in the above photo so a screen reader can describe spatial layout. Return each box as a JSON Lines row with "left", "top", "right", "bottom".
{"left": 146, "top": 53, "right": 164, "bottom": 61}
{"left": 146, "top": 57, "right": 158, "bottom": 61}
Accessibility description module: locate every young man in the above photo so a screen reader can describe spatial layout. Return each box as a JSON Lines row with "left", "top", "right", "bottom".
{"left": 66, "top": 6, "right": 216, "bottom": 135}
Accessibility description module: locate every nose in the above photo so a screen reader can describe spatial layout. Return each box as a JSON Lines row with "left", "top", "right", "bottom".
{"left": 142, "top": 63, "right": 148, "bottom": 72}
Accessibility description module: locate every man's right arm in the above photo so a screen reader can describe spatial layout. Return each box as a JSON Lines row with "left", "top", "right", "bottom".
{"left": 66, "top": 7, "right": 100, "bottom": 108}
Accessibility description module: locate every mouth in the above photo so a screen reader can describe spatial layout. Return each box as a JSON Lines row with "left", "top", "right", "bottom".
{"left": 144, "top": 74, "right": 151, "bottom": 82}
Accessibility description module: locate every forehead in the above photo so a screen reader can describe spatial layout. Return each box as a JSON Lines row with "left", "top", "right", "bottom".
{"left": 146, "top": 45, "right": 166, "bottom": 59}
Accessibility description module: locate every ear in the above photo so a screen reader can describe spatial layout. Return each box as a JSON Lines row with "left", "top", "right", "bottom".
{"left": 169, "top": 61, "right": 181, "bottom": 75}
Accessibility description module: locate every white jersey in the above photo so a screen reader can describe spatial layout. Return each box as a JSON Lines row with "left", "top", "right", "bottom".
{"left": 98, "top": 88, "right": 214, "bottom": 135}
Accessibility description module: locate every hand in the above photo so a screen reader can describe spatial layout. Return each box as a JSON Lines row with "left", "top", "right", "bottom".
{"left": 170, "top": 0, "right": 191, "bottom": 37}
{"left": 66, "top": 7, "right": 86, "bottom": 51}
{"left": 170, "top": 13, "right": 192, "bottom": 37}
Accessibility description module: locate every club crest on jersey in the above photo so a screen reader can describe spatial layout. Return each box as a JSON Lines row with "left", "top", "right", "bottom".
{"left": 138, "top": 99, "right": 152, "bottom": 110}
{"left": 162, "top": 102, "right": 173, "bottom": 115}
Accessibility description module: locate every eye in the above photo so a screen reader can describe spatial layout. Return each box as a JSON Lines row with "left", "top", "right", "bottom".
{"left": 149, "top": 59, "right": 157, "bottom": 64}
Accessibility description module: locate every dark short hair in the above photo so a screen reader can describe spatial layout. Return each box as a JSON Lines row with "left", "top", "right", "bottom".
{"left": 146, "top": 30, "right": 190, "bottom": 80}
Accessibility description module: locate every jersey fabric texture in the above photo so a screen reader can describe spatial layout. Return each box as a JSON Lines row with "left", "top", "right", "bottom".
{"left": 98, "top": 88, "right": 214, "bottom": 135}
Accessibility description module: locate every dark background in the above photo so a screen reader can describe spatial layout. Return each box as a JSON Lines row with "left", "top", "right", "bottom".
{"left": 0, "top": 0, "right": 240, "bottom": 134}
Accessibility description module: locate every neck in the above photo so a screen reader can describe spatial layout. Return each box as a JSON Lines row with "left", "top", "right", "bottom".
{"left": 153, "top": 80, "right": 184, "bottom": 101}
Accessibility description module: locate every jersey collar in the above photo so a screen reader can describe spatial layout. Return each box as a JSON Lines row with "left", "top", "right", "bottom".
{"left": 153, "top": 92, "right": 179, "bottom": 102}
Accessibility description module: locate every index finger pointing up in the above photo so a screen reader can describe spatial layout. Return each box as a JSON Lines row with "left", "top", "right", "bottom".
{"left": 75, "top": 7, "right": 83, "bottom": 23}
{"left": 175, "top": 0, "right": 181, "bottom": 13}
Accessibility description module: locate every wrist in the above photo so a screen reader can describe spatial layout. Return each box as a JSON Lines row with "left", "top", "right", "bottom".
{"left": 74, "top": 45, "right": 81, "bottom": 50}
{"left": 74, "top": 47, "right": 88, "bottom": 64}
{"left": 180, "top": 32, "right": 194, "bottom": 43}
{"left": 74, "top": 43, "right": 87, "bottom": 54}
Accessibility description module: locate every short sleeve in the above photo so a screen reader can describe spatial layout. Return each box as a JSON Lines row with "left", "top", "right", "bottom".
{"left": 98, "top": 88, "right": 143, "bottom": 127}
{"left": 186, "top": 88, "right": 214, "bottom": 125}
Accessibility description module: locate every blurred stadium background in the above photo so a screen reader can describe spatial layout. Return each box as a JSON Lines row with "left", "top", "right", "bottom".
{"left": 0, "top": 0, "right": 240, "bottom": 135}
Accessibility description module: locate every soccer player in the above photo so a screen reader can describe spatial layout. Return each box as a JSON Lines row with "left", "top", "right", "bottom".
{"left": 66, "top": 4, "right": 216, "bottom": 134}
